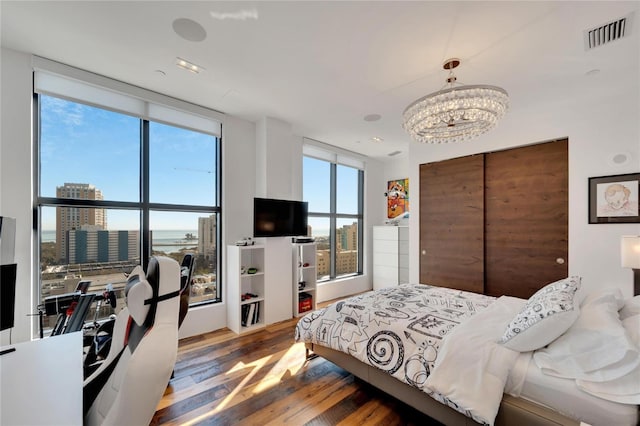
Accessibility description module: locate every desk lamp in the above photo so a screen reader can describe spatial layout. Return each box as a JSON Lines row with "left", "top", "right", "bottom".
{"left": 621, "top": 235, "right": 640, "bottom": 296}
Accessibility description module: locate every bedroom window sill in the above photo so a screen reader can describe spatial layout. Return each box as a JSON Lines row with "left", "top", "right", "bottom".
{"left": 318, "top": 272, "right": 360, "bottom": 285}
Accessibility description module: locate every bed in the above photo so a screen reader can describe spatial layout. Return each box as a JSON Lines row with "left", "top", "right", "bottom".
{"left": 295, "top": 280, "right": 640, "bottom": 426}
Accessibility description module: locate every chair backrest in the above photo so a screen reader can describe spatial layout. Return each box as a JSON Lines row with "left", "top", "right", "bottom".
{"left": 178, "top": 253, "right": 195, "bottom": 328}
{"left": 84, "top": 256, "right": 181, "bottom": 426}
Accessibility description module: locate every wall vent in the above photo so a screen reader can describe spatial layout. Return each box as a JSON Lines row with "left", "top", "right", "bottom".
{"left": 584, "top": 13, "right": 633, "bottom": 50}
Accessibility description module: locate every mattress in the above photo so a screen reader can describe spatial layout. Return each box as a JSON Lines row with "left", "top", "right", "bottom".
{"left": 512, "top": 352, "right": 639, "bottom": 426}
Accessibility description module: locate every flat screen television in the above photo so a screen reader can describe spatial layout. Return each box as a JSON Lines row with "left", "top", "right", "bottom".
{"left": 1, "top": 263, "right": 17, "bottom": 331}
{"left": 254, "top": 198, "right": 308, "bottom": 237}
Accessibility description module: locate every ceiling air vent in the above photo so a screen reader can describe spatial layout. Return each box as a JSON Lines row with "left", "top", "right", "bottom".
{"left": 387, "top": 150, "right": 402, "bottom": 157}
{"left": 584, "top": 13, "right": 633, "bottom": 50}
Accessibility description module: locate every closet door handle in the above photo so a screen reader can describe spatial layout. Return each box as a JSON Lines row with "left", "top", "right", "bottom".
{"left": 556, "top": 258, "right": 565, "bottom": 264}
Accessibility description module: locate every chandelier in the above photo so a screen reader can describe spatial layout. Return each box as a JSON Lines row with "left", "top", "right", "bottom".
{"left": 402, "top": 58, "right": 509, "bottom": 144}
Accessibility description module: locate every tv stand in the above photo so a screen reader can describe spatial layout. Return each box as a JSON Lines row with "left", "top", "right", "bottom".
{"left": 292, "top": 236, "right": 314, "bottom": 244}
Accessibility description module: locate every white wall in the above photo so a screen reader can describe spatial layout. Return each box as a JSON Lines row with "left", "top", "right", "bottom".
{"left": 255, "top": 117, "right": 298, "bottom": 323}
{"left": 1, "top": 49, "right": 34, "bottom": 345}
{"left": 399, "top": 83, "right": 640, "bottom": 299}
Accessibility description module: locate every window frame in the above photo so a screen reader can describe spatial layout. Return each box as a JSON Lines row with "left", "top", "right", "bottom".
{"left": 303, "top": 154, "right": 364, "bottom": 281}
{"left": 34, "top": 91, "right": 223, "bottom": 309}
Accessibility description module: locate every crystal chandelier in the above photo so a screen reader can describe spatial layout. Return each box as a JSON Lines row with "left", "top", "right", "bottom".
{"left": 402, "top": 58, "right": 509, "bottom": 144}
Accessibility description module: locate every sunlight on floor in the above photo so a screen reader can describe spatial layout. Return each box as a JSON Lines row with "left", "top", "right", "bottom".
{"left": 180, "top": 355, "right": 271, "bottom": 425}
{"left": 179, "top": 341, "right": 307, "bottom": 425}
{"left": 252, "top": 341, "right": 306, "bottom": 394}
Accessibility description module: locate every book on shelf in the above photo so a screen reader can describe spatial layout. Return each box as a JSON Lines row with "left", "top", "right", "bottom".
{"left": 241, "top": 301, "right": 260, "bottom": 327}
{"left": 241, "top": 304, "right": 249, "bottom": 327}
{"left": 247, "top": 303, "right": 255, "bottom": 326}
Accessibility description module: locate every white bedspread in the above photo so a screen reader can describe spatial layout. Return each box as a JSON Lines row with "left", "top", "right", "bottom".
{"left": 295, "top": 284, "right": 495, "bottom": 391}
{"left": 424, "top": 296, "right": 530, "bottom": 425}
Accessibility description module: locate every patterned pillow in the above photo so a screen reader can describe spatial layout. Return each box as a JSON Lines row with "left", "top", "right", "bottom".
{"left": 499, "top": 276, "right": 582, "bottom": 352}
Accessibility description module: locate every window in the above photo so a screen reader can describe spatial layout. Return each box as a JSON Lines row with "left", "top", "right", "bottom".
{"left": 35, "top": 63, "right": 222, "bottom": 332}
{"left": 303, "top": 152, "right": 364, "bottom": 281}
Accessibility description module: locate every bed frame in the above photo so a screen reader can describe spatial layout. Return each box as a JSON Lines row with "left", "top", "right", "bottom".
{"left": 306, "top": 342, "right": 580, "bottom": 426}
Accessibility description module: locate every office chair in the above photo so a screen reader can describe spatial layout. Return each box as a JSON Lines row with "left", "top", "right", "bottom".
{"left": 83, "top": 256, "right": 181, "bottom": 426}
{"left": 178, "top": 253, "right": 195, "bottom": 328}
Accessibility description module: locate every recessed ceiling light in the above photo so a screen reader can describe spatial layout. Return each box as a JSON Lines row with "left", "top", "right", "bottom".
{"left": 364, "top": 114, "right": 382, "bottom": 122}
{"left": 176, "top": 57, "right": 204, "bottom": 74}
{"left": 172, "top": 18, "right": 207, "bottom": 42}
{"left": 370, "top": 136, "right": 383, "bottom": 143}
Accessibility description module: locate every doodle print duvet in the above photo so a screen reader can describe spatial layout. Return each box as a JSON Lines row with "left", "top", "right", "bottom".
{"left": 295, "top": 284, "right": 495, "bottom": 394}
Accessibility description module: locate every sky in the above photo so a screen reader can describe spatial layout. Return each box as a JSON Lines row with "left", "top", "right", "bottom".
{"left": 303, "top": 157, "right": 359, "bottom": 236}
{"left": 40, "top": 95, "right": 359, "bottom": 233}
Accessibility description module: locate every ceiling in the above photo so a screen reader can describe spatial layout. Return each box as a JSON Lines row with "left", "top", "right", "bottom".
{"left": 1, "top": 1, "right": 638, "bottom": 160}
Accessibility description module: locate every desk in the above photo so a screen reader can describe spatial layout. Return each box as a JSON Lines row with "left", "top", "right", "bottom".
{"left": 0, "top": 332, "right": 82, "bottom": 425}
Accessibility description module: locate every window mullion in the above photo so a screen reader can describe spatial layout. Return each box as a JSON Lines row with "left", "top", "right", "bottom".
{"left": 330, "top": 163, "right": 337, "bottom": 279}
{"left": 141, "top": 120, "right": 150, "bottom": 268}
{"left": 357, "top": 169, "right": 364, "bottom": 274}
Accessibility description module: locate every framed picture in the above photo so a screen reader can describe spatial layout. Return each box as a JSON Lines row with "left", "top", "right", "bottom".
{"left": 387, "top": 178, "right": 409, "bottom": 219}
{"left": 588, "top": 172, "right": 640, "bottom": 223}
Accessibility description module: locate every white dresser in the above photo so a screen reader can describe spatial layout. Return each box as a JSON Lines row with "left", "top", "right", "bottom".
{"left": 373, "top": 226, "right": 409, "bottom": 290}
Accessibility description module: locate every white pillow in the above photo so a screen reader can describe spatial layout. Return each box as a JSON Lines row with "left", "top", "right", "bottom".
{"left": 499, "top": 276, "right": 582, "bottom": 352}
{"left": 620, "top": 295, "right": 640, "bottom": 320}
{"left": 533, "top": 293, "right": 639, "bottom": 382}
{"left": 581, "top": 287, "right": 624, "bottom": 309}
{"left": 575, "top": 314, "right": 640, "bottom": 403}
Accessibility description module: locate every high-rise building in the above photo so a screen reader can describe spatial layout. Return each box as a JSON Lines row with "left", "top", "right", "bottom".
{"left": 198, "top": 214, "right": 217, "bottom": 263}
{"left": 337, "top": 222, "right": 358, "bottom": 251}
{"left": 56, "top": 183, "right": 106, "bottom": 261}
{"left": 67, "top": 227, "right": 139, "bottom": 263}
{"left": 335, "top": 222, "right": 358, "bottom": 275}
{"left": 316, "top": 250, "right": 329, "bottom": 278}
{"left": 336, "top": 250, "right": 358, "bottom": 275}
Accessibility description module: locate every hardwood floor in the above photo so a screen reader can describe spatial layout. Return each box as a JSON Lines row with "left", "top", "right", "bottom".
{"left": 151, "top": 316, "right": 443, "bottom": 426}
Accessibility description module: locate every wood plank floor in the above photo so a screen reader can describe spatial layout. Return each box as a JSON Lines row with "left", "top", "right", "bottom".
{"left": 151, "top": 315, "right": 443, "bottom": 426}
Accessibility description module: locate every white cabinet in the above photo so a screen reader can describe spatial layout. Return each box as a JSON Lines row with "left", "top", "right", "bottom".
{"left": 227, "top": 245, "right": 265, "bottom": 334}
{"left": 373, "top": 226, "right": 409, "bottom": 290}
{"left": 293, "top": 242, "right": 317, "bottom": 317}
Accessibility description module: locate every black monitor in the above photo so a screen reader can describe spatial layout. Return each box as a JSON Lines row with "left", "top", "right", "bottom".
{"left": 253, "top": 198, "right": 308, "bottom": 237}
{"left": 1, "top": 263, "right": 17, "bottom": 331}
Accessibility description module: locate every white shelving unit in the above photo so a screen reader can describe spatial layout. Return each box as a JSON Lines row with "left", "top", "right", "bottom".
{"left": 227, "top": 244, "right": 266, "bottom": 334}
{"left": 293, "top": 242, "right": 317, "bottom": 317}
{"left": 373, "top": 226, "right": 409, "bottom": 290}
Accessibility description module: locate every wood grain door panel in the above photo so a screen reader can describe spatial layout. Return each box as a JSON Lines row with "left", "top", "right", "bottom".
{"left": 484, "top": 140, "right": 568, "bottom": 298}
{"left": 419, "top": 155, "right": 484, "bottom": 293}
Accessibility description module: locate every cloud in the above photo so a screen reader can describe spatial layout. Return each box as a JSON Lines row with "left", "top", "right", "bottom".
{"left": 41, "top": 96, "right": 85, "bottom": 128}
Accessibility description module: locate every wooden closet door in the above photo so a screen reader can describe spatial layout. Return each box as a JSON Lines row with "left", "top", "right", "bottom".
{"left": 419, "top": 155, "right": 484, "bottom": 293}
{"left": 484, "top": 139, "right": 568, "bottom": 299}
